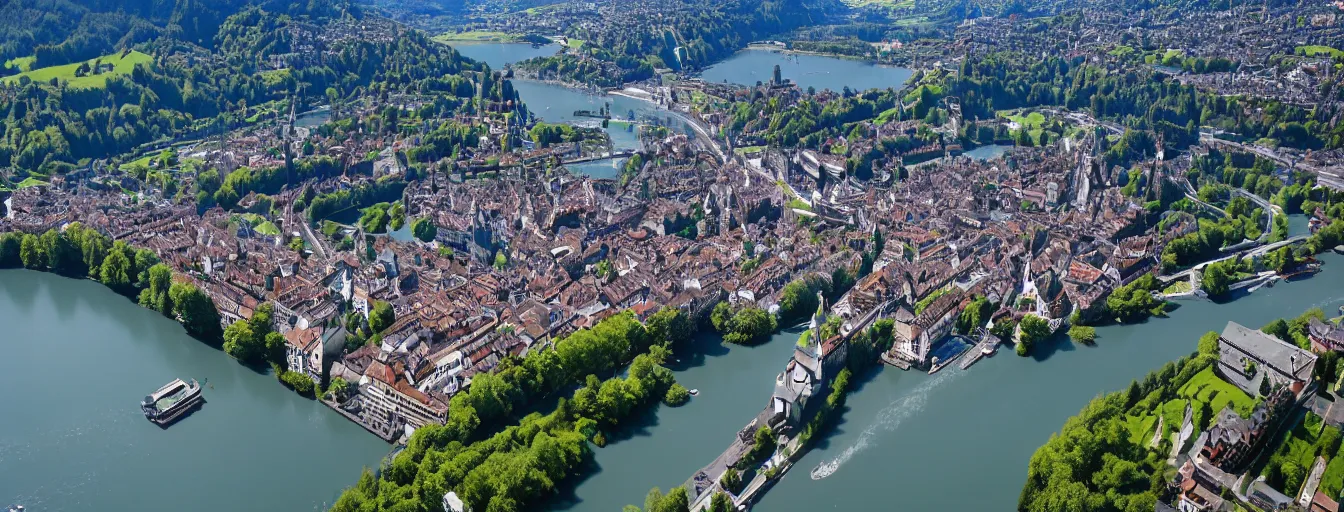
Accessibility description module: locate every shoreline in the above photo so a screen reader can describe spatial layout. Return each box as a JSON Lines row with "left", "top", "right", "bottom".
{"left": 741, "top": 44, "right": 911, "bottom": 68}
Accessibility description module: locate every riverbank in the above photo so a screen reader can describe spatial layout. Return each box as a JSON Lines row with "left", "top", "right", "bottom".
{"left": 751, "top": 253, "right": 1344, "bottom": 510}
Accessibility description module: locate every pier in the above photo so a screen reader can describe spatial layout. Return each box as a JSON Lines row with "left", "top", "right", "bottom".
{"left": 561, "top": 150, "right": 635, "bottom": 166}
{"left": 880, "top": 350, "right": 912, "bottom": 370}
{"left": 959, "top": 331, "right": 1001, "bottom": 370}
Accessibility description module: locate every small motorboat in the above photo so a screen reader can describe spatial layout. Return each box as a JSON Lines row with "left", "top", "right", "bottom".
{"left": 9, "top": 505, "right": 26, "bottom": 512}
{"left": 688, "top": 389, "right": 700, "bottom": 396}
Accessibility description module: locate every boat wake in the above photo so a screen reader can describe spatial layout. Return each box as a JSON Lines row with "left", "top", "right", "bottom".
{"left": 810, "top": 369, "right": 962, "bottom": 480}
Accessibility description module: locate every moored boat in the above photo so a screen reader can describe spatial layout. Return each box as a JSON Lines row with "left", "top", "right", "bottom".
{"left": 141, "top": 378, "right": 203, "bottom": 426}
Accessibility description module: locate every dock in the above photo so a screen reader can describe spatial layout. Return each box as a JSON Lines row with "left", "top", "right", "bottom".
{"left": 928, "top": 345, "right": 969, "bottom": 374}
{"left": 959, "top": 332, "right": 1001, "bottom": 370}
{"left": 880, "top": 351, "right": 911, "bottom": 370}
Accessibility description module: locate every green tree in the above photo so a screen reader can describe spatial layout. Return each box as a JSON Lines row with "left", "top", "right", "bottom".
{"left": 720, "top": 467, "right": 742, "bottom": 493}
{"left": 711, "top": 301, "right": 733, "bottom": 332}
{"left": 664, "top": 383, "right": 690, "bottom": 406}
{"left": 19, "top": 233, "right": 44, "bottom": 269}
{"left": 359, "top": 205, "right": 389, "bottom": 233}
{"left": 411, "top": 217, "right": 437, "bottom": 242}
{"left": 1068, "top": 325, "right": 1097, "bottom": 345}
{"left": 0, "top": 233, "right": 20, "bottom": 267}
{"left": 99, "top": 247, "right": 134, "bottom": 292}
{"left": 1017, "top": 315, "right": 1051, "bottom": 356}
{"left": 1197, "top": 331, "right": 1221, "bottom": 357}
{"left": 133, "top": 248, "right": 160, "bottom": 288}
{"left": 1203, "top": 262, "right": 1231, "bottom": 297}
{"left": 388, "top": 202, "right": 406, "bottom": 231}
{"left": 709, "top": 492, "right": 732, "bottom": 512}
{"left": 223, "top": 321, "right": 259, "bottom": 362}
{"left": 956, "top": 295, "right": 993, "bottom": 334}
{"left": 265, "top": 331, "right": 286, "bottom": 367}
{"left": 39, "top": 229, "right": 76, "bottom": 273}
{"left": 328, "top": 377, "right": 351, "bottom": 401}
{"left": 138, "top": 264, "right": 174, "bottom": 314}
{"left": 370, "top": 300, "right": 396, "bottom": 334}
{"left": 724, "top": 307, "right": 777, "bottom": 346}
{"left": 778, "top": 279, "right": 821, "bottom": 323}
{"left": 170, "top": 282, "right": 223, "bottom": 341}
{"left": 645, "top": 307, "right": 693, "bottom": 348}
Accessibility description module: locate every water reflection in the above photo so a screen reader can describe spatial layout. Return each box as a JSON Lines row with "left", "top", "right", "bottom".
{"left": 701, "top": 49, "right": 913, "bottom": 93}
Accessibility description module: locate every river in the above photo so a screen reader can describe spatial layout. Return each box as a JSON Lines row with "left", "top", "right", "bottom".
{"left": 700, "top": 49, "right": 912, "bottom": 94}
{"left": 756, "top": 253, "right": 1344, "bottom": 511}
{"left": 0, "top": 270, "right": 389, "bottom": 512}
{"left": 548, "top": 327, "right": 805, "bottom": 511}
{"left": 546, "top": 252, "right": 1344, "bottom": 511}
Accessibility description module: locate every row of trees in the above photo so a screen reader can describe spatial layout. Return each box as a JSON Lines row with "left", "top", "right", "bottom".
{"left": 710, "top": 302, "right": 778, "bottom": 345}
{"left": 330, "top": 305, "right": 698, "bottom": 507}
{"left": 1019, "top": 336, "right": 1222, "bottom": 512}
{"left": 332, "top": 309, "right": 691, "bottom": 512}
{"left": 0, "top": 227, "right": 222, "bottom": 341}
{"left": 222, "top": 302, "right": 283, "bottom": 365}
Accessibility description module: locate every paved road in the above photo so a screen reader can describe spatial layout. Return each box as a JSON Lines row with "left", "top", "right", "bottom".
{"left": 1202, "top": 136, "right": 1344, "bottom": 190}
{"left": 1158, "top": 235, "right": 1309, "bottom": 283}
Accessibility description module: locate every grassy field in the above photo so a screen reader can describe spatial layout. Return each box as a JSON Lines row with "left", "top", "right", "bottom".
{"left": 733, "top": 145, "right": 766, "bottom": 156}
{"left": 999, "top": 111, "right": 1048, "bottom": 143}
{"left": 1163, "top": 281, "right": 1193, "bottom": 294}
{"left": 1000, "top": 111, "right": 1046, "bottom": 130}
{"left": 1322, "top": 451, "right": 1344, "bottom": 498}
{"left": 433, "top": 31, "right": 522, "bottom": 43}
{"left": 17, "top": 177, "right": 49, "bottom": 189}
{"left": 4, "top": 56, "right": 34, "bottom": 72}
{"left": 238, "top": 213, "right": 281, "bottom": 236}
{"left": 3, "top": 51, "right": 152, "bottom": 89}
{"left": 1124, "top": 413, "right": 1160, "bottom": 445}
{"left": 1297, "top": 45, "right": 1344, "bottom": 58}
{"left": 523, "top": 3, "right": 563, "bottom": 14}
{"left": 1122, "top": 367, "right": 1255, "bottom": 446}
{"left": 119, "top": 153, "right": 158, "bottom": 172}
{"left": 1177, "top": 367, "right": 1256, "bottom": 418}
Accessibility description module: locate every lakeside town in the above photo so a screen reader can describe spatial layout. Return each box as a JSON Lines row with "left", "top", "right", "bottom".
{"left": 3, "top": 0, "right": 1344, "bottom": 511}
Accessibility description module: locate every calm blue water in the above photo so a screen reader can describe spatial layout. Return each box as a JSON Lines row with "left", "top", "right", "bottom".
{"left": 448, "top": 43, "right": 560, "bottom": 69}
{"left": 963, "top": 144, "right": 1011, "bottom": 161}
{"left": 550, "top": 327, "right": 806, "bottom": 511}
{"left": 700, "top": 49, "right": 913, "bottom": 93}
{"left": 0, "top": 271, "right": 389, "bottom": 512}
{"left": 758, "top": 254, "right": 1344, "bottom": 511}
{"left": 565, "top": 159, "right": 626, "bottom": 180}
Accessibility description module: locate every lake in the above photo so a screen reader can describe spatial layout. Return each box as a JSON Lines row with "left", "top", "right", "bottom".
{"left": 447, "top": 42, "right": 560, "bottom": 69}
{"left": 0, "top": 271, "right": 389, "bottom": 512}
{"left": 963, "top": 144, "right": 1012, "bottom": 161}
{"left": 700, "top": 49, "right": 913, "bottom": 94}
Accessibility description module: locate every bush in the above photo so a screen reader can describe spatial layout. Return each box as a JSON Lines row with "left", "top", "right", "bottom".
{"left": 664, "top": 383, "right": 691, "bottom": 406}
{"left": 1068, "top": 325, "right": 1097, "bottom": 345}
{"left": 280, "top": 371, "right": 316, "bottom": 397}
{"left": 719, "top": 468, "right": 742, "bottom": 493}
